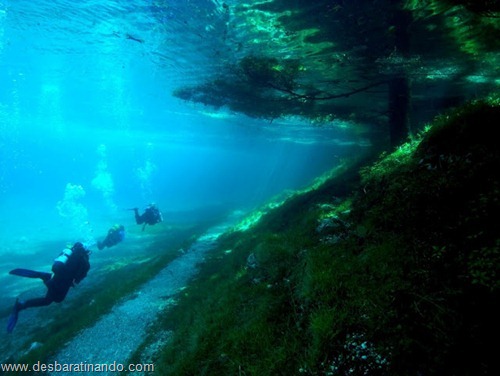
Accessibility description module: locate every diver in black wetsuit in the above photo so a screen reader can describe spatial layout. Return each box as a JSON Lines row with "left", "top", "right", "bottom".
{"left": 97, "top": 224, "right": 125, "bottom": 250}
{"left": 130, "top": 203, "right": 163, "bottom": 231}
{"left": 6, "top": 242, "right": 91, "bottom": 333}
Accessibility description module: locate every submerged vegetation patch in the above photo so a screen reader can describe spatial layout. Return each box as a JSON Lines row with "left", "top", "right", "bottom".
{"left": 142, "top": 98, "right": 499, "bottom": 375}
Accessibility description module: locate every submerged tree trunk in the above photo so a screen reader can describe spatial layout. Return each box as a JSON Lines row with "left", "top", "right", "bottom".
{"left": 389, "top": 76, "right": 411, "bottom": 147}
{"left": 388, "top": 2, "right": 412, "bottom": 148}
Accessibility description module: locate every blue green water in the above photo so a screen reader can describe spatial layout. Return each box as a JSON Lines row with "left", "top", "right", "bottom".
{"left": 0, "top": 0, "right": 366, "bottom": 327}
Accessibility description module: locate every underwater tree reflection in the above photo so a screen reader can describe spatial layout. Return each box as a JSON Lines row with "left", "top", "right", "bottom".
{"left": 172, "top": 0, "right": 499, "bottom": 149}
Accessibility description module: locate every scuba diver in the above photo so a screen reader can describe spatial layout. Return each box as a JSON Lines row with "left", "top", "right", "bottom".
{"left": 130, "top": 203, "right": 163, "bottom": 231}
{"left": 6, "top": 242, "right": 91, "bottom": 333}
{"left": 97, "top": 224, "right": 125, "bottom": 250}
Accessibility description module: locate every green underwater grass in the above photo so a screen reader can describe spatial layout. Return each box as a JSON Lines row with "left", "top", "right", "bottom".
{"left": 138, "top": 97, "right": 499, "bottom": 375}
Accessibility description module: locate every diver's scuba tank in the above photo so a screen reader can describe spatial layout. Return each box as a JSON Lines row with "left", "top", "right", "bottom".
{"left": 54, "top": 248, "right": 73, "bottom": 264}
{"left": 52, "top": 247, "right": 73, "bottom": 274}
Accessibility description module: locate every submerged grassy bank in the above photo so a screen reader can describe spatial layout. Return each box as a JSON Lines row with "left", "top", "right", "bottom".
{"left": 145, "top": 98, "right": 499, "bottom": 375}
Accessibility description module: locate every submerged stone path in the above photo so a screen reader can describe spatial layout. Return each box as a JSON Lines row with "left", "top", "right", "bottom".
{"left": 47, "top": 221, "right": 234, "bottom": 375}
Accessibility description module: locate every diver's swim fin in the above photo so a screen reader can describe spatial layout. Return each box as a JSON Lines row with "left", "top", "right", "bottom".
{"left": 7, "top": 312, "right": 18, "bottom": 333}
{"left": 6, "top": 299, "right": 20, "bottom": 333}
{"left": 9, "top": 268, "right": 51, "bottom": 281}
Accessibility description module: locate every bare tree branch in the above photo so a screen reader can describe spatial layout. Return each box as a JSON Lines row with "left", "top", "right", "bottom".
{"left": 266, "top": 80, "right": 389, "bottom": 101}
